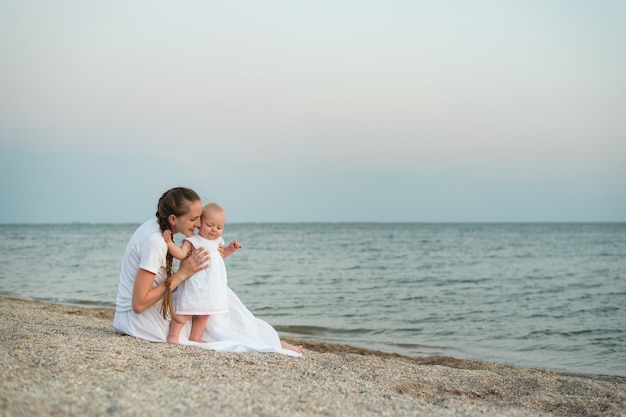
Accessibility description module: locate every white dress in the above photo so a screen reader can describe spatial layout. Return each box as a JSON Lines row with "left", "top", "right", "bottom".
{"left": 174, "top": 235, "right": 228, "bottom": 315}
{"left": 112, "top": 219, "right": 300, "bottom": 357}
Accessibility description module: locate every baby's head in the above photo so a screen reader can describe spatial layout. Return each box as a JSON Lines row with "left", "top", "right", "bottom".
{"left": 198, "top": 203, "right": 226, "bottom": 240}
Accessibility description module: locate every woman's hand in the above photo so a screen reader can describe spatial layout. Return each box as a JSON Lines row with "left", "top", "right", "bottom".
{"left": 178, "top": 247, "right": 211, "bottom": 280}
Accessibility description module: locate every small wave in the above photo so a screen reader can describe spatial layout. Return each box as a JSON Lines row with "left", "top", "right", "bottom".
{"left": 393, "top": 327, "right": 425, "bottom": 334}
{"left": 522, "top": 328, "right": 623, "bottom": 340}
{"left": 275, "top": 325, "right": 379, "bottom": 337}
{"left": 431, "top": 277, "right": 492, "bottom": 286}
{"left": 1, "top": 293, "right": 115, "bottom": 308}
{"left": 45, "top": 297, "right": 115, "bottom": 308}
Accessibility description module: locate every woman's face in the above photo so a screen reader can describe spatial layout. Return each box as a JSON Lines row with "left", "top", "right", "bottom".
{"left": 170, "top": 200, "right": 203, "bottom": 237}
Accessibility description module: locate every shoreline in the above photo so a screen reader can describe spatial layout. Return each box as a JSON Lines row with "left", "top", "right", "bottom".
{"left": 7, "top": 295, "right": 624, "bottom": 383}
{"left": 2, "top": 295, "right": 625, "bottom": 416}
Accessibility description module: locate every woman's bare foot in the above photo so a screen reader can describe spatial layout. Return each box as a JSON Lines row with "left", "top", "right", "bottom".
{"left": 281, "top": 340, "right": 304, "bottom": 355}
{"left": 167, "top": 334, "right": 179, "bottom": 344}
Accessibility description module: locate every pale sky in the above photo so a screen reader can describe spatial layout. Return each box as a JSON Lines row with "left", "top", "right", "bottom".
{"left": 1, "top": 1, "right": 625, "bottom": 223}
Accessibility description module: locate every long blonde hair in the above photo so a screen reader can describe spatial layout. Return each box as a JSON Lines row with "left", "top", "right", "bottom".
{"left": 156, "top": 187, "right": 201, "bottom": 321}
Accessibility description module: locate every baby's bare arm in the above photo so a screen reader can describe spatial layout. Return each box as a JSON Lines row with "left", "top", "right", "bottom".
{"left": 163, "top": 230, "right": 193, "bottom": 260}
{"left": 222, "top": 240, "right": 242, "bottom": 259}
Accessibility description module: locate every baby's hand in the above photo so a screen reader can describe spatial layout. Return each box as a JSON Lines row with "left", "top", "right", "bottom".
{"left": 220, "top": 240, "right": 242, "bottom": 258}
{"left": 163, "top": 229, "right": 173, "bottom": 243}
{"left": 227, "top": 240, "right": 242, "bottom": 252}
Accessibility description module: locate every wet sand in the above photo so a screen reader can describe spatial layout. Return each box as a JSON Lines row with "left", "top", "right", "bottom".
{"left": 1, "top": 296, "right": 624, "bottom": 416}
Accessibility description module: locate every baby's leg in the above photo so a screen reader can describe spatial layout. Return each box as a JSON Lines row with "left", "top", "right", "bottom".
{"left": 189, "top": 315, "right": 209, "bottom": 343}
{"left": 167, "top": 315, "right": 190, "bottom": 344}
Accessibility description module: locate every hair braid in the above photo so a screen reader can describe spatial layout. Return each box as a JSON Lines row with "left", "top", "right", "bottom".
{"left": 160, "top": 253, "right": 179, "bottom": 322}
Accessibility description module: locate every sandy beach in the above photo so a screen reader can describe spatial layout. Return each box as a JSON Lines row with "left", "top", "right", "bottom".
{"left": 1, "top": 296, "right": 624, "bottom": 417}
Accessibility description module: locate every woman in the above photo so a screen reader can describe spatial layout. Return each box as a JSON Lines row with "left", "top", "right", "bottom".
{"left": 113, "top": 187, "right": 301, "bottom": 356}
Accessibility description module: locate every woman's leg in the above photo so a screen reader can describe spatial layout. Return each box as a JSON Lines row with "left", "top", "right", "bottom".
{"left": 281, "top": 340, "right": 304, "bottom": 354}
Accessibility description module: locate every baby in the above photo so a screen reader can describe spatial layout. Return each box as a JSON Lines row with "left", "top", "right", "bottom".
{"left": 164, "top": 202, "right": 242, "bottom": 343}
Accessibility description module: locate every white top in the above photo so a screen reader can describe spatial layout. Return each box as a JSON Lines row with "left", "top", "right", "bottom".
{"left": 115, "top": 219, "right": 166, "bottom": 312}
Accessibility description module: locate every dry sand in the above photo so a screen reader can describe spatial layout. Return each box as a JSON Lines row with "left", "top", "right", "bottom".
{"left": 1, "top": 295, "right": 624, "bottom": 417}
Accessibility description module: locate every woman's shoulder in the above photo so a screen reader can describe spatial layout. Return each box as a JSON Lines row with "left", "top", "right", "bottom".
{"left": 133, "top": 219, "right": 160, "bottom": 237}
{"left": 135, "top": 219, "right": 159, "bottom": 234}
{"left": 130, "top": 220, "right": 165, "bottom": 247}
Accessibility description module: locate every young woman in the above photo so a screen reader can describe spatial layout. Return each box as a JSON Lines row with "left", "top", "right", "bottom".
{"left": 113, "top": 187, "right": 210, "bottom": 342}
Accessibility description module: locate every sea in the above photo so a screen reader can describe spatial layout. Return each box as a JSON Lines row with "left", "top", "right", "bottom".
{"left": 1, "top": 223, "right": 624, "bottom": 378}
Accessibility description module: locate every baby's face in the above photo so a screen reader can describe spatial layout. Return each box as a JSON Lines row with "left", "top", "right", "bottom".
{"left": 199, "top": 209, "right": 225, "bottom": 240}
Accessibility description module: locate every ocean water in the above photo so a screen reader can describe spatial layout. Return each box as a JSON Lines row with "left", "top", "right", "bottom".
{"left": 1, "top": 223, "right": 624, "bottom": 377}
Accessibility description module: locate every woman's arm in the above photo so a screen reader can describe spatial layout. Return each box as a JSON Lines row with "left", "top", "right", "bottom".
{"left": 131, "top": 247, "right": 211, "bottom": 314}
{"left": 131, "top": 268, "right": 163, "bottom": 314}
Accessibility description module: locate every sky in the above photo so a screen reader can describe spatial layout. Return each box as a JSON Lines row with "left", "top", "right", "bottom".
{"left": 1, "top": 1, "right": 625, "bottom": 224}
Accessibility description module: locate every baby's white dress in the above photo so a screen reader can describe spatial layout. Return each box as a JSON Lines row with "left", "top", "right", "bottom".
{"left": 175, "top": 235, "right": 228, "bottom": 315}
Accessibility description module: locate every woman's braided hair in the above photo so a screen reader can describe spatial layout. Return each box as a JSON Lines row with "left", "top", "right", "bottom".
{"left": 156, "top": 187, "right": 201, "bottom": 321}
